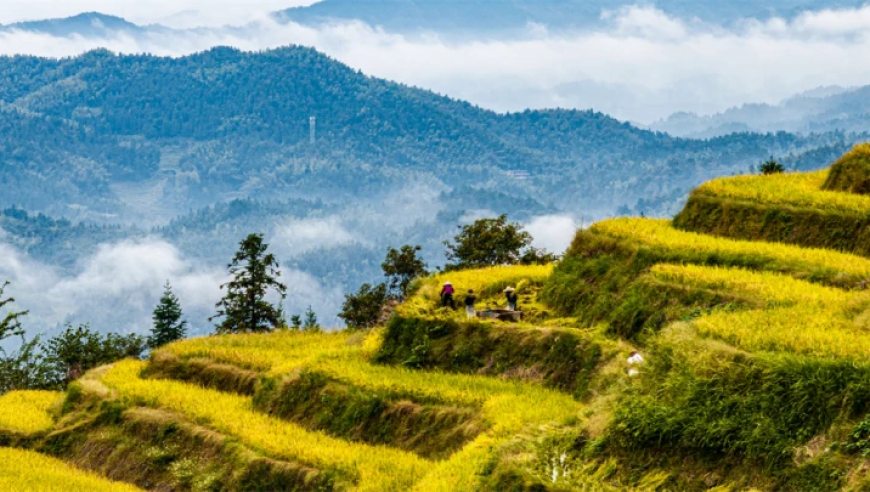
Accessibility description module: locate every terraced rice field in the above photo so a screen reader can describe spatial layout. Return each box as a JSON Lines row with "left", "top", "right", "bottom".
{"left": 694, "top": 170, "right": 870, "bottom": 214}
{"left": 0, "top": 447, "right": 144, "bottom": 492}
{"left": 592, "top": 217, "right": 870, "bottom": 281}
{"left": 0, "top": 390, "right": 61, "bottom": 434}
{"left": 151, "top": 324, "right": 584, "bottom": 490}
{"left": 650, "top": 263, "right": 870, "bottom": 358}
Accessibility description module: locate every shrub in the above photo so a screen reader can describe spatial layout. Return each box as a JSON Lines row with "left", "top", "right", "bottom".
{"left": 760, "top": 157, "right": 785, "bottom": 175}
{"left": 339, "top": 283, "right": 388, "bottom": 330}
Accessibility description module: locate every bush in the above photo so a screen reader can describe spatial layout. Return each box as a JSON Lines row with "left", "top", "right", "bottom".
{"left": 339, "top": 283, "right": 388, "bottom": 330}
{"left": 42, "top": 324, "right": 147, "bottom": 386}
{"left": 760, "top": 158, "right": 785, "bottom": 175}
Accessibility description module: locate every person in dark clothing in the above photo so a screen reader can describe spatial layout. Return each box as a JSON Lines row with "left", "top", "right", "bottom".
{"left": 504, "top": 286, "right": 518, "bottom": 311}
{"left": 464, "top": 289, "right": 477, "bottom": 318}
{"left": 440, "top": 281, "right": 456, "bottom": 310}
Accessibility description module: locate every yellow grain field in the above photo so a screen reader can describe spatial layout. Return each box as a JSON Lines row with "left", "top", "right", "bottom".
{"left": 0, "top": 447, "right": 143, "bottom": 492}
{"left": 0, "top": 390, "right": 62, "bottom": 434}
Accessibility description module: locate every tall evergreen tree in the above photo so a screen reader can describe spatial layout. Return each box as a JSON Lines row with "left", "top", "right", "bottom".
{"left": 211, "top": 234, "right": 287, "bottom": 334}
{"left": 148, "top": 281, "right": 188, "bottom": 348}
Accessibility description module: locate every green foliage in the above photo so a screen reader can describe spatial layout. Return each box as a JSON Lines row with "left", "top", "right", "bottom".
{"left": 844, "top": 415, "right": 870, "bottom": 457}
{"left": 0, "top": 281, "right": 27, "bottom": 344}
{"left": 0, "top": 335, "right": 54, "bottom": 394}
{"left": 290, "top": 315, "right": 303, "bottom": 331}
{"left": 377, "top": 315, "right": 608, "bottom": 396}
{"left": 542, "top": 231, "right": 756, "bottom": 340}
{"left": 41, "top": 397, "right": 332, "bottom": 492}
{"left": 276, "top": 301, "right": 289, "bottom": 329}
{"left": 147, "top": 281, "right": 187, "bottom": 349}
{"left": 212, "top": 234, "right": 287, "bottom": 334}
{"left": 382, "top": 245, "right": 428, "bottom": 299}
{"left": 0, "top": 282, "right": 53, "bottom": 393}
{"left": 253, "top": 369, "right": 485, "bottom": 459}
{"left": 339, "top": 283, "right": 388, "bottom": 331}
{"left": 41, "top": 323, "right": 146, "bottom": 387}
{"left": 520, "top": 246, "right": 560, "bottom": 265}
{"left": 609, "top": 338, "right": 870, "bottom": 468}
{"left": 760, "top": 157, "right": 785, "bottom": 175}
{"left": 444, "top": 215, "right": 535, "bottom": 269}
{"left": 303, "top": 306, "right": 320, "bottom": 333}
{"left": 673, "top": 193, "right": 870, "bottom": 257}
{"left": 3, "top": 322, "right": 147, "bottom": 394}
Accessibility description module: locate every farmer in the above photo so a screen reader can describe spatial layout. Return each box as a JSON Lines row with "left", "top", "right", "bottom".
{"left": 440, "top": 281, "right": 456, "bottom": 310}
{"left": 464, "top": 289, "right": 477, "bottom": 318}
{"left": 504, "top": 286, "right": 518, "bottom": 311}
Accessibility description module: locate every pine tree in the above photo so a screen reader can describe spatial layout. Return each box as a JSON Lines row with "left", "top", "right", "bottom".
{"left": 276, "top": 300, "right": 289, "bottom": 330}
{"left": 211, "top": 234, "right": 287, "bottom": 334}
{"left": 303, "top": 306, "right": 320, "bottom": 333}
{"left": 148, "top": 281, "right": 187, "bottom": 348}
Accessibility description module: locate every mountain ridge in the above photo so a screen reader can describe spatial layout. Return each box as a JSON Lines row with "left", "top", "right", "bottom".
{"left": 0, "top": 45, "right": 858, "bottom": 221}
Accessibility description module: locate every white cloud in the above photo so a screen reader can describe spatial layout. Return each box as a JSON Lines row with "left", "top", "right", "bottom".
{"left": 459, "top": 209, "right": 497, "bottom": 224}
{"left": 272, "top": 216, "right": 357, "bottom": 257}
{"left": 5, "top": 5, "right": 870, "bottom": 121}
{"left": 789, "top": 6, "right": 870, "bottom": 35}
{"left": 525, "top": 215, "right": 580, "bottom": 254}
{"left": 604, "top": 5, "right": 689, "bottom": 40}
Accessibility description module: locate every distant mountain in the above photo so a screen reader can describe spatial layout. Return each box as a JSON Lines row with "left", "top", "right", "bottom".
{"left": 0, "top": 12, "right": 147, "bottom": 37}
{"left": 0, "top": 46, "right": 855, "bottom": 224}
{"left": 274, "top": 0, "right": 867, "bottom": 32}
{"left": 650, "top": 85, "right": 870, "bottom": 138}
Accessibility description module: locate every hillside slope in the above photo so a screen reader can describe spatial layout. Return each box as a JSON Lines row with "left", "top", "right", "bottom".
{"left": 0, "top": 46, "right": 856, "bottom": 221}
{"left": 5, "top": 145, "right": 870, "bottom": 490}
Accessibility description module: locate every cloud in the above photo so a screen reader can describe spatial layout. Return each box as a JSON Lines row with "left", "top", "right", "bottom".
{"left": 272, "top": 217, "right": 358, "bottom": 257}
{"left": 525, "top": 215, "right": 580, "bottom": 254}
{"left": 604, "top": 5, "right": 689, "bottom": 40}
{"left": 0, "top": 237, "right": 343, "bottom": 343}
{"left": 459, "top": 209, "right": 498, "bottom": 224}
{"left": 5, "top": 5, "right": 870, "bottom": 121}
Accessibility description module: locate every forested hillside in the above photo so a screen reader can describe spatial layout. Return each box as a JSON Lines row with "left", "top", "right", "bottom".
{"left": 0, "top": 46, "right": 858, "bottom": 222}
